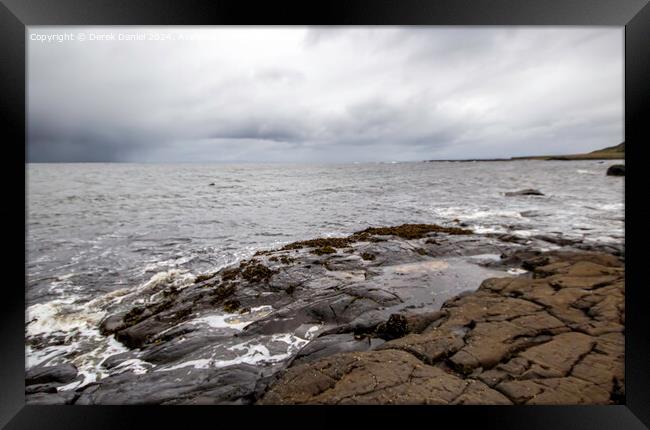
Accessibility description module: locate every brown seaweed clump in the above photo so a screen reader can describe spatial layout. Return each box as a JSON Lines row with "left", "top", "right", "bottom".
{"left": 279, "top": 223, "right": 472, "bottom": 253}
{"left": 280, "top": 255, "right": 295, "bottom": 265}
{"left": 352, "top": 224, "right": 472, "bottom": 240}
{"left": 221, "top": 267, "right": 240, "bottom": 281}
{"left": 282, "top": 237, "right": 352, "bottom": 251}
{"left": 312, "top": 246, "right": 337, "bottom": 256}
{"left": 194, "top": 272, "right": 217, "bottom": 283}
{"left": 223, "top": 299, "right": 241, "bottom": 313}
{"left": 241, "top": 263, "right": 276, "bottom": 283}
{"left": 123, "top": 306, "right": 146, "bottom": 324}
{"left": 361, "top": 252, "right": 376, "bottom": 261}
{"left": 211, "top": 283, "right": 236, "bottom": 301}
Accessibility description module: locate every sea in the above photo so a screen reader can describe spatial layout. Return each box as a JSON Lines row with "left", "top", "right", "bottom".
{"left": 26, "top": 160, "right": 624, "bottom": 389}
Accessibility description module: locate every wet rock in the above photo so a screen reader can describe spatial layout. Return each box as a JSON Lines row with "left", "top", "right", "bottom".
{"left": 26, "top": 332, "right": 70, "bottom": 349}
{"left": 505, "top": 189, "right": 544, "bottom": 197}
{"left": 288, "top": 333, "right": 384, "bottom": 367}
{"left": 574, "top": 241, "right": 624, "bottom": 258}
{"left": 75, "top": 364, "right": 268, "bottom": 405}
{"left": 312, "top": 246, "right": 337, "bottom": 255}
{"left": 140, "top": 333, "right": 226, "bottom": 365}
{"left": 352, "top": 224, "right": 473, "bottom": 239}
{"left": 25, "top": 383, "right": 59, "bottom": 394}
{"left": 520, "top": 210, "right": 546, "bottom": 218}
{"left": 533, "top": 234, "right": 581, "bottom": 246}
{"left": 26, "top": 391, "right": 78, "bottom": 405}
{"left": 482, "top": 248, "right": 543, "bottom": 270}
{"left": 26, "top": 363, "right": 78, "bottom": 386}
{"left": 242, "top": 282, "right": 402, "bottom": 337}
{"left": 101, "top": 351, "right": 140, "bottom": 370}
{"left": 606, "top": 165, "right": 624, "bottom": 176}
{"left": 361, "top": 252, "right": 376, "bottom": 261}
{"left": 375, "top": 310, "right": 446, "bottom": 340}
{"left": 318, "top": 309, "right": 394, "bottom": 337}
{"left": 114, "top": 315, "right": 180, "bottom": 349}
{"left": 485, "top": 233, "right": 530, "bottom": 245}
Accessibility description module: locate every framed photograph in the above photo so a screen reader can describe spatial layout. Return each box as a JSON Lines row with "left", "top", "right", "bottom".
{"left": 2, "top": 0, "right": 648, "bottom": 428}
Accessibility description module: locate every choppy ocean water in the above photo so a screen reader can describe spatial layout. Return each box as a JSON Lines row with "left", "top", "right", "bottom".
{"left": 26, "top": 160, "right": 624, "bottom": 388}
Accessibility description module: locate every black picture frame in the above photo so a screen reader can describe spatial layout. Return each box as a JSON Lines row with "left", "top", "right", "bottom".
{"left": 2, "top": 0, "right": 648, "bottom": 428}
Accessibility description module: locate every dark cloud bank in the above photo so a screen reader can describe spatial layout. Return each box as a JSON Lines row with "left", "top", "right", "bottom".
{"left": 28, "top": 27, "right": 623, "bottom": 163}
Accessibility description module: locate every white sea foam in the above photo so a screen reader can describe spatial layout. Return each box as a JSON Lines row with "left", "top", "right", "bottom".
{"left": 188, "top": 305, "right": 274, "bottom": 331}
{"left": 110, "top": 359, "right": 153, "bottom": 376}
{"left": 142, "top": 255, "right": 195, "bottom": 273}
{"left": 305, "top": 325, "right": 320, "bottom": 340}
{"left": 433, "top": 207, "right": 523, "bottom": 221}
{"left": 470, "top": 225, "right": 506, "bottom": 234}
{"left": 507, "top": 268, "right": 528, "bottom": 275}
{"left": 467, "top": 253, "right": 502, "bottom": 262}
{"left": 139, "top": 269, "right": 195, "bottom": 293}
{"left": 25, "top": 296, "right": 136, "bottom": 389}
{"left": 189, "top": 314, "right": 250, "bottom": 331}
{"left": 598, "top": 203, "right": 624, "bottom": 211}
{"left": 463, "top": 210, "right": 524, "bottom": 220}
{"left": 26, "top": 297, "right": 104, "bottom": 337}
{"left": 156, "top": 331, "right": 313, "bottom": 372}
{"left": 25, "top": 267, "right": 200, "bottom": 389}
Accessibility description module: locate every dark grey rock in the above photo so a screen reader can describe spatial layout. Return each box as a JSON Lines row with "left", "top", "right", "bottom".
{"left": 520, "top": 210, "right": 546, "bottom": 218}
{"left": 533, "top": 234, "right": 581, "bottom": 246}
{"left": 140, "top": 334, "right": 226, "bottom": 364}
{"left": 26, "top": 391, "right": 77, "bottom": 405}
{"left": 25, "top": 383, "right": 59, "bottom": 394}
{"left": 26, "top": 363, "right": 78, "bottom": 386}
{"left": 505, "top": 189, "right": 544, "bottom": 197}
{"left": 75, "top": 364, "right": 267, "bottom": 405}
{"left": 99, "top": 313, "right": 128, "bottom": 335}
{"left": 101, "top": 351, "right": 140, "bottom": 370}
{"left": 289, "top": 333, "right": 385, "bottom": 367}
{"left": 606, "top": 164, "right": 624, "bottom": 176}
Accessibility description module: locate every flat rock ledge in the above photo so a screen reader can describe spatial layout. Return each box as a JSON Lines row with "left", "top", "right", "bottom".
{"left": 258, "top": 251, "right": 624, "bottom": 405}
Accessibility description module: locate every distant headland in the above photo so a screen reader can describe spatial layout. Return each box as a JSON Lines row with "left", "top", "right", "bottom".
{"left": 425, "top": 142, "right": 625, "bottom": 162}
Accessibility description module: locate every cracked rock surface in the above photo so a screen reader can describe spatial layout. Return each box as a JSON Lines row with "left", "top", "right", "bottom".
{"left": 259, "top": 250, "right": 624, "bottom": 405}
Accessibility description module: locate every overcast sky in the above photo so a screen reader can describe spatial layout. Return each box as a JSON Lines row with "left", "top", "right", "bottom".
{"left": 27, "top": 26, "right": 623, "bottom": 163}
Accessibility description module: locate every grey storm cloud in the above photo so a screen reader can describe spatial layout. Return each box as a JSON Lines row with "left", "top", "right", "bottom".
{"left": 27, "top": 26, "right": 623, "bottom": 163}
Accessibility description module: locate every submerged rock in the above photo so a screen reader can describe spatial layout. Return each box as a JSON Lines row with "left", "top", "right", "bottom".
{"left": 505, "top": 189, "right": 544, "bottom": 197}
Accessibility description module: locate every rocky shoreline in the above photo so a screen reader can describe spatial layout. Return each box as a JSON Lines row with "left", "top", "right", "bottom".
{"left": 26, "top": 223, "right": 624, "bottom": 405}
{"left": 425, "top": 142, "right": 625, "bottom": 162}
